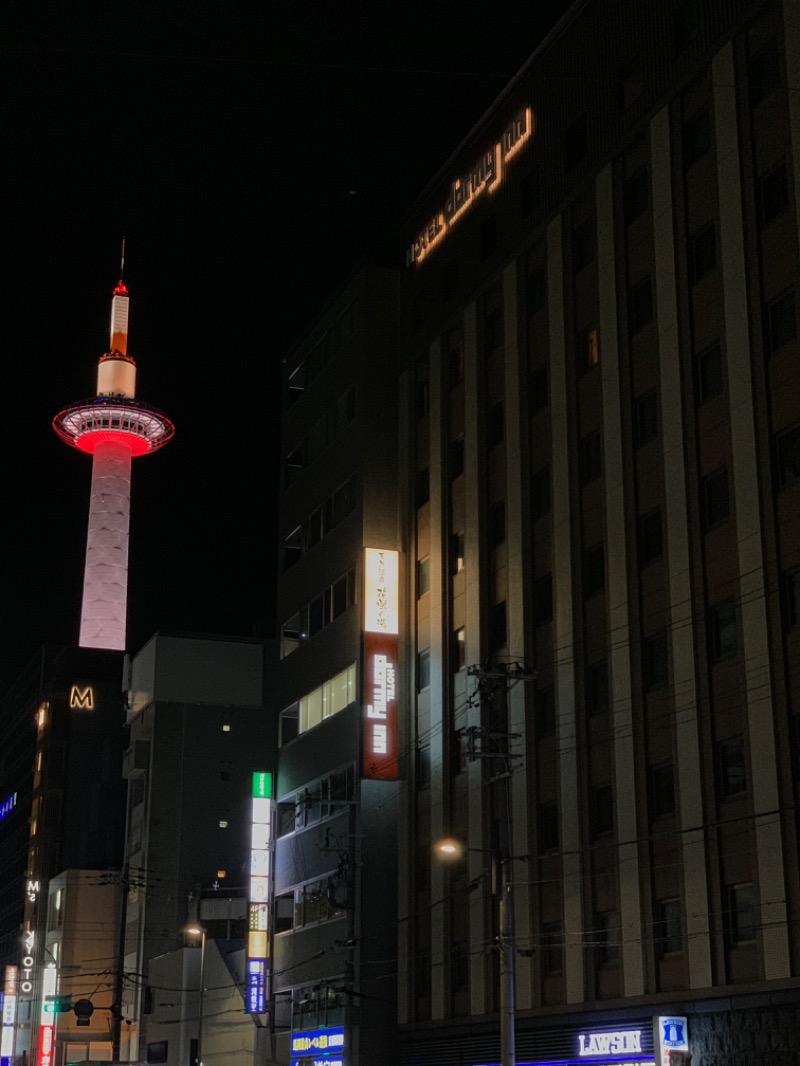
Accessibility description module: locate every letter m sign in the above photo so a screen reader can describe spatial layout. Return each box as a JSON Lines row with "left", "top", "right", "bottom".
{"left": 70, "top": 686, "right": 94, "bottom": 710}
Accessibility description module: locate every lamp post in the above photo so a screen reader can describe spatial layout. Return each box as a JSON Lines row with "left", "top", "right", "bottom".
{"left": 434, "top": 838, "right": 516, "bottom": 1066}
{"left": 185, "top": 925, "right": 206, "bottom": 1066}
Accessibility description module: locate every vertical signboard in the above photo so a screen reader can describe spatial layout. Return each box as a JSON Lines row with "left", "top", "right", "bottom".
{"left": 654, "top": 1016, "right": 689, "bottom": 1066}
{"left": 245, "top": 772, "right": 272, "bottom": 1015}
{"left": 363, "top": 548, "right": 399, "bottom": 780}
{"left": 1, "top": 966, "right": 17, "bottom": 1066}
{"left": 37, "top": 965, "right": 57, "bottom": 1066}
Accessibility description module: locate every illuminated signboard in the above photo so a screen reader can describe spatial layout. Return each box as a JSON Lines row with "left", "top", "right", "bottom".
{"left": 245, "top": 772, "right": 272, "bottom": 1014}
{"left": 37, "top": 1023, "right": 54, "bottom": 1066}
{"left": 0, "top": 794, "right": 17, "bottom": 823}
{"left": 20, "top": 930, "right": 35, "bottom": 995}
{"left": 654, "top": 1017, "right": 688, "bottom": 1066}
{"left": 2, "top": 965, "right": 17, "bottom": 1064}
{"left": 575, "top": 1026, "right": 653, "bottom": 1066}
{"left": 290, "top": 1026, "right": 345, "bottom": 1055}
{"left": 406, "top": 106, "right": 533, "bottom": 267}
{"left": 363, "top": 548, "right": 399, "bottom": 780}
{"left": 69, "top": 685, "right": 94, "bottom": 710}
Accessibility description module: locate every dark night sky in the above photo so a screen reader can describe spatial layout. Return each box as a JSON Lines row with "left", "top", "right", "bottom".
{"left": 1, "top": 0, "right": 570, "bottom": 695}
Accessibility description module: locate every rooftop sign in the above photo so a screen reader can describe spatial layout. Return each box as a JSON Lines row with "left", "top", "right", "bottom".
{"left": 406, "top": 106, "right": 534, "bottom": 267}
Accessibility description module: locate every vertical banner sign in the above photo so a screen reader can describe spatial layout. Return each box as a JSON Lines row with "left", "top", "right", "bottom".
{"left": 246, "top": 772, "right": 272, "bottom": 1014}
{"left": 363, "top": 548, "right": 400, "bottom": 780}
{"left": 1, "top": 966, "right": 18, "bottom": 1066}
{"left": 38, "top": 965, "right": 57, "bottom": 1066}
{"left": 654, "top": 1016, "right": 689, "bottom": 1066}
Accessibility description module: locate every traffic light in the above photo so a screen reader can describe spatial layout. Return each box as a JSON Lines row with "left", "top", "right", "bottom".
{"left": 44, "top": 994, "right": 72, "bottom": 1014}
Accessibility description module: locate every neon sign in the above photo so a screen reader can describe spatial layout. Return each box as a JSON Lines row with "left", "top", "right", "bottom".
{"left": 245, "top": 772, "right": 272, "bottom": 1014}
{"left": 363, "top": 549, "right": 399, "bottom": 780}
{"left": 290, "top": 1026, "right": 345, "bottom": 1054}
{"left": 0, "top": 793, "right": 17, "bottom": 823}
{"left": 69, "top": 685, "right": 94, "bottom": 709}
{"left": 579, "top": 1030, "right": 642, "bottom": 1056}
{"left": 406, "top": 106, "right": 534, "bottom": 266}
{"left": 20, "top": 930, "right": 35, "bottom": 994}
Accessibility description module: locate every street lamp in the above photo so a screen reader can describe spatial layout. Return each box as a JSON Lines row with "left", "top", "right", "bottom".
{"left": 185, "top": 925, "right": 206, "bottom": 1066}
{"left": 434, "top": 838, "right": 516, "bottom": 1066}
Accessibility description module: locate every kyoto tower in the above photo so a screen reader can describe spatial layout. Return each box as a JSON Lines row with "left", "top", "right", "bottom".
{"left": 53, "top": 245, "right": 175, "bottom": 651}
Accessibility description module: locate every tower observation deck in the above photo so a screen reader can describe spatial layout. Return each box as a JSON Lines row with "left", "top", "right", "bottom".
{"left": 53, "top": 254, "right": 174, "bottom": 651}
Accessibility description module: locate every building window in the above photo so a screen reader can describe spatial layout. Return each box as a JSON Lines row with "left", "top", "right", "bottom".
{"left": 749, "top": 42, "right": 780, "bottom": 107}
{"left": 418, "top": 649, "right": 431, "bottom": 692}
{"left": 785, "top": 568, "right": 800, "bottom": 629}
{"left": 490, "top": 602, "right": 508, "bottom": 651}
{"left": 696, "top": 341, "right": 724, "bottom": 403}
{"left": 526, "top": 264, "right": 547, "bottom": 315}
{"left": 579, "top": 326, "right": 600, "bottom": 371}
{"left": 485, "top": 308, "right": 504, "bottom": 352}
{"left": 283, "top": 525, "right": 304, "bottom": 570}
{"left": 590, "top": 784, "right": 614, "bottom": 838}
{"left": 480, "top": 215, "right": 498, "bottom": 259}
{"left": 417, "top": 746, "right": 431, "bottom": 790}
{"left": 448, "top": 343, "right": 464, "bottom": 388}
{"left": 565, "top": 113, "right": 588, "bottom": 168}
{"left": 284, "top": 441, "right": 307, "bottom": 488}
{"left": 449, "top": 437, "right": 465, "bottom": 480}
{"left": 451, "top": 941, "right": 470, "bottom": 991}
{"left": 533, "top": 574, "right": 553, "bottom": 626}
{"left": 282, "top": 608, "right": 308, "bottom": 657}
{"left": 767, "top": 289, "right": 797, "bottom": 355}
{"left": 673, "top": 0, "right": 700, "bottom": 54}
{"left": 634, "top": 389, "right": 659, "bottom": 447}
{"left": 146, "top": 1042, "right": 169, "bottom": 1064}
{"left": 776, "top": 424, "right": 800, "bottom": 488}
{"left": 585, "top": 660, "right": 609, "bottom": 717}
{"left": 529, "top": 366, "right": 548, "bottom": 413}
{"left": 417, "top": 556, "right": 430, "bottom": 598}
{"left": 571, "top": 220, "right": 595, "bottom": 273}
{"left": 617, "top": 57, "right": 643, "bottom": 113}
{"left": 520, "top": 167, "right": 542, "bottom": 219}
{"left": 487, "top": 403, "right": 505, "bottom": 450}
{"left": 451, "top": 531, "right": 466, "bottom": 574}
{"left": 596, "top": 910, "right": 621, "bottom": 965}
{"left": 583, "top": 543, "right": 605, "bottom": 598}
{"left": 718, "top": 737, "right": 747, "bottom": 796}
{"left": 655, "top": 899, "right": 684, "bottom": 958}
{"left": 703, "top": 467, "right": 730, "bottom": 527}
{"left": 452, "top": 628, "right": 466, "bottom": 671}
{"left": 531, "top": 465, "right": 551, "bottom": 520}
{"left": 690, "top": 223, "right": 717, "bottom": 284}
{"left": 649, "top": 760, "right": 675, "bottom": 818}
{"left": 416, "top": 467, "right": 430, "bottom": 507}
{"left": 542, "top": 921, "right": 564, "bottom": 975}
{"left": 489, "top": 501, "right": 506, "bottom": 549}
{"left": 629, "top": 276, "right": 653, "bottom": 333}
{"left": 683, "top": 107, "right": 711, "bottom": 167}
{"left": 709, "top": 600, "right": 737, "bottom": 661}
{"left": 579, "top": 431, "right": 603, "bottom": 484}
{"left": 639, "top": 509, "right": 663, "bottom": 564}
{"left": 624, "top": 167, "right": 649, "bottom": 225}
{"left": 538, "top": 802, "right": 559, "bottom": 852}
{"left": 644, "top": 630, "right": 669, "bottom": 690}
{"left": 725, "top": 883, "right": 756, "bottom": 946}
{"left": 536, "top": 684, "right": 556, "bottom": 738}
{"left": 759, "top": 161, "right": 789, "bottom": 227}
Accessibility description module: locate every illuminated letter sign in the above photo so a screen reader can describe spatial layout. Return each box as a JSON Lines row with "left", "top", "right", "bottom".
{"left": 69, "top": 685, "right": 94, "bottom": 709}
{"left": 407, "top": 107, "right": 533, "bottom": 267}
{"left": 654, "top": 1016, "right": 688, "bottom": 1066}
{"left": 578, "top": 1030, "right": 643, "bottom": 1057}
{"left": 245, "top": 772, "right": 272, "bottom": 1014}
{"left": 290, "top": 1027, "right": 346, "bottom": 1055}
{"left": 20, "top": 931, "right": 35, "bottom": 994}
{"left": 0, "top": 793, "right": 17, "bottom": 823}
{"left": 363, "top": 549, "right": 399, "bottom": 780}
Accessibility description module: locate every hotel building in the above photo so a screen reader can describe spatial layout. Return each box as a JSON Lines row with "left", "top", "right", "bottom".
{"left": 394, "top": 0, "right": 800, "bottom": 1062}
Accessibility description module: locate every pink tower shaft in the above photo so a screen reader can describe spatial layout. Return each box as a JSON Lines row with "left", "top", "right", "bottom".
{"left": 79, "top": 439, "right": 132, "bottom": 651}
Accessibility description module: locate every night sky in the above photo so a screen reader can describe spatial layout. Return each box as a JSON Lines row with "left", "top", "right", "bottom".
{"left": 2, "top": 0, "right": 570, "bottom": 695}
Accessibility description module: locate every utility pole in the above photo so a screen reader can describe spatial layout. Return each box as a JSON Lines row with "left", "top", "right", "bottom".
{"left": 111, "top": 862, "right": 130, "bottom": 1062}
{"left": 465, "top": 661, "right": 536, "bottom": 1066}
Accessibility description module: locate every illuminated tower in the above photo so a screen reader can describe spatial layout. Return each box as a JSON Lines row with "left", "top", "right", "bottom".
{"left": 53, "top": 246, "right": 174, "bottom": 651}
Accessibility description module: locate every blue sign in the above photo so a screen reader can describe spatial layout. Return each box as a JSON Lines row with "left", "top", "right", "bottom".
{"left": 0, "top": 794, "right": 17, "bottom": 824}
{"left": 290, "top": 1026, "right": 345, "bottom": 1055}
{"left": 245, "top": 958, "right": 266, "bottom": 1014}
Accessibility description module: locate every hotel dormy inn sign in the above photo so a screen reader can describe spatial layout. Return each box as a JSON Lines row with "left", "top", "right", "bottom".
{"left": 406, "top": 106, "right": 534, "bottom": 266}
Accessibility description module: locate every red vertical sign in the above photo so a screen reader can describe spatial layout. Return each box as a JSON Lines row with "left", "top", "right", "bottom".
{"left": 363, "top": 631, "right": 399, "bottom": 779}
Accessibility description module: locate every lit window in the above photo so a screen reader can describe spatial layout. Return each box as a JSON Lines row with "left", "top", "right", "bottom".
{"left": 217, "top": 870, "right": 227, "bottom": 879}
{"left": 219, "top": 820, "right": 228, "bottom": 829}
{"left": 222, "top": 724, "right": 231, "bottom": 732}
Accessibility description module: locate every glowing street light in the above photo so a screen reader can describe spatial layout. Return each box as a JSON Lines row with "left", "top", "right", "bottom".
{"left": 434, "top": 837, "right": 517, "bottom": 1066}
{"left": 185, "top": 925, "right": 207, "bottom": 1066}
